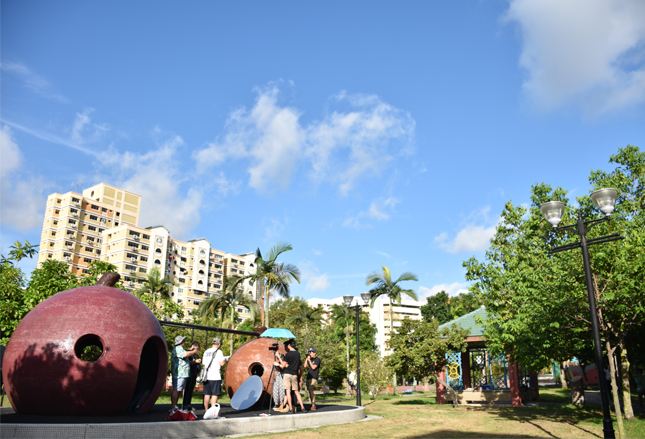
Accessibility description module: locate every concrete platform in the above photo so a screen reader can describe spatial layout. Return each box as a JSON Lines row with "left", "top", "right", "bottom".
{"left": 0, "top": 403, "right": 366, "bottom": 439}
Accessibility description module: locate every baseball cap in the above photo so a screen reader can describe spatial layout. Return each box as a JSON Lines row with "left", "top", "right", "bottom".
{"left": 213, "top": 337, "right": 222, "bottom": 345}
{"left": 174, "top": 335, "right": 186, "bottom": 346}
{"left": 308, "top": 348, "right": 317, "bottom": 353}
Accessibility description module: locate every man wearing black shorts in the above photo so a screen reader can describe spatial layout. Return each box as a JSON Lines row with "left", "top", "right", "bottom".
{"left": 279, "top": 339, "right": 307, "bottom": 414}
{"left": 202, "top": 338, "right": 227, "bottom": 410}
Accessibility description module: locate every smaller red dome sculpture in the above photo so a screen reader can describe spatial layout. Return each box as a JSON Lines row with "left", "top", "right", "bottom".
{"left": 2, "top": 273, "right": 168, "bottom": 415}
{"left": 225, "top": 337, "right": 287, "bottom": 402}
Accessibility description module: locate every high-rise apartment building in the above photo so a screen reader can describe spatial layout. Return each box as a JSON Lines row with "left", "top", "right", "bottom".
{"left": 38, "top": 183, "right": 257, "bottom": 321}
{"left": 37, "top": 183, "right": 141, "bottom": 274}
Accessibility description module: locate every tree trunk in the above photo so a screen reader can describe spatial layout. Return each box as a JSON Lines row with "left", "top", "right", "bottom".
{"left": 346, "top": 320, "right": 350, "bottom": 398}
{"left": 560, "top": 362, "right": 568, "bottom": 389}
{"left": 265, "top": 281, "right": 270, "bottom": 328}
{"left": 606, "top": 341, "right": 626, "bottom": 439}
{"left": 435, "top": 374, "right": 459, "bottom": 408}
{"left": 618, "top": 338, "right": 634, "bottom": 421}
{"left": 389, "top": 299, "right": 397, "bottom": 391}
{"left": 230, "top": 306, "right": 235, "bottom": 357}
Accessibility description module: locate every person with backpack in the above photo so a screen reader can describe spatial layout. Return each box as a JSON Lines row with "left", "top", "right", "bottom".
{"left": 202, "top": 338, "right": 227, "bottom": 411}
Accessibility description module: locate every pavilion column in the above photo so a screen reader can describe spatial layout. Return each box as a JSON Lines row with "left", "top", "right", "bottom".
{"left": 461, "top": 350, "right": 471, "bottom": 389}
{"left": 436, "top": 369, "right": 446, "bottom": 404}
{"left": 509, "top": 361, "right": 522, "bottom": 407}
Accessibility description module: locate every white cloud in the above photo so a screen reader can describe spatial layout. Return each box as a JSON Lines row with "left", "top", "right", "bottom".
{"left": 96, "top": 133, "right": 203, "bottom": 238}
{"left": 307, "top": 92, "right": 415, "bottom": 196}
{"left": 343, "top": 197, "right": 400, "bottom": 229}
{"left": 299, "top": 261, "right": 330, "bottom": 292}
{"left": 195, "top": 85, "right": 304, "bottom": 193}
{"left": 70, "top": 108, "right": 109, "bottom": 146}
{"left": 419, "top": 282, "right": 470, "bottom": 299}
{"left": 434, "top": 206, "right": 499, "bottom": 254}
{"left": 1, "top": 62, "right": 67, "bottom": 102}
{"left": 263, "top": 217, "right": 287, "bottom": 244}
{"left": 312, "top": 249, "right": 323, "bottom": 256}
{"left": 195, "top": 85, "right": 415, "bottom": 195}
{"left": 505, "top": 0, "right": 645, "bottom": 112}
{"left": 0, "top": 126, "right": 47, "bottom": 230}
{"left": 377, "top": 251, "right": 391, "bottom": 258}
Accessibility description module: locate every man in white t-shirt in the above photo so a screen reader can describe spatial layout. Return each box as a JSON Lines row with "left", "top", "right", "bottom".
{"left": 202, "top": 338, "right": 227, "bottom": 410}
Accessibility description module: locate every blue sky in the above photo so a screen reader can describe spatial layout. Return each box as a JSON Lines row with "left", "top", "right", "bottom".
{"left": 2, "top": 1, "right": 644, "bottom": 301}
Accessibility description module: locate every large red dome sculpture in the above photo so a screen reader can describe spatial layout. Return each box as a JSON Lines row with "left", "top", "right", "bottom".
{"left": 2, "top": 274, "right": 168, "bottom": 415}
{"left": 225, "top": 337, "right": 287, "bottom": 402}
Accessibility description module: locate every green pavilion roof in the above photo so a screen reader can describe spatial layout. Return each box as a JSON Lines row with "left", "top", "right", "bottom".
{"left": 438, "top": 306, "right": 488, "bottom": 337}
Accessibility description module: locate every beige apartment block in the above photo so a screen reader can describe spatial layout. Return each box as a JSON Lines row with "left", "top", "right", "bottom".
{"left": 38, "top": 183, "right": 256, "bottom": 322}
{"left": 101, "top": 224, "right": 258, "bottom": 321}
{"left": 37, "top": 184, "right": 141, "bottom": 275}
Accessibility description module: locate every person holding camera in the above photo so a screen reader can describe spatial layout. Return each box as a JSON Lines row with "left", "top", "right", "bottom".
{"left": 304, "top": 348, "right": 321, "bottom": 410}
{"left": 170, "top": 336, "right": 200, "bottom": 411}
{"left": 279, "top": 339, "right": 307, "bottom": 414}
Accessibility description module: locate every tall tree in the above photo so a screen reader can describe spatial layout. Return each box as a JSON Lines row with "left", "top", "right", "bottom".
{"left": 285, "top": 302, "right": 323, "bottom": 353}
{"left": 248, "top": 242, "right": 301, "bottom": 327}
{"left": 420, "top": 290, "right": 451, "bottom": 324}
{"left": 78, "top": 260, "right": 121, "bottom": 286}
{"left": 388, "top": 318, "right": 469, "bottom": 406}
{"left": 464, "top": 145, "right": 645, "bottom": 426}
{"left": 0, "top": 261, "right": 27, "bottom": 344}
{"left": 366, "top": 265, "right": 418, "bottom": 353}
{"left": 331, "top": 303, "right": 356, "bottom": 395}
{"left": 133, "top": 266, "right": 183, "bottom": 320}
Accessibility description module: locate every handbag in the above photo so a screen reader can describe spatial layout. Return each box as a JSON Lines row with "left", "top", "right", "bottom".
{"left": 203, "top": 403, "right": 220, "bottom": 419}
{"left": 196, "top": 348, "right": 219, "bottom": 385}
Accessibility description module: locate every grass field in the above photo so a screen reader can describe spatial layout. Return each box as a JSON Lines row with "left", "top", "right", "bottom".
{"left": 241, "top": 389, "right": 645, "bottom": 439}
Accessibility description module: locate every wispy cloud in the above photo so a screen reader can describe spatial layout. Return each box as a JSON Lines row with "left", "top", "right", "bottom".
{"left": 343, "top": 196, "right": 400, "bottom": 229}
{"left": 195, "top": 84, "right": 415, "bottom": 196}
{"left": 434, "top": 206, "right": 499, "bottom": 254}
{"left": 419, "top": 282, "right": 470, "bottom": 299}
{"left": 1, "top": 62, "right": 68, "bottom": 102}
{"left": 505, "top": 0, "right": 645, "bottom": 113}
{"left": 1, "top": 119, "right": 99, "bottom": 156}
{"left": 377, "top": 251, "right": 391, "bottom": 258}
{"left": 299, "top": 261, "right": 330, "bottom": 292}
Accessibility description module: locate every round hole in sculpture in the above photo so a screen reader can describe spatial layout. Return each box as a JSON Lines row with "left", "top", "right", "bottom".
{"left": 249, "top": 362, "right": 264, "bottom": 377}
{"left": 74, "top": 334, "right": 104, "bottom": 362}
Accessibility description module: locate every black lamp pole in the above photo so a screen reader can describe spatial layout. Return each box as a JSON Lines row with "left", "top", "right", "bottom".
{"left": 354, "top": 301, "right": 362, "bottom": 407}
{"left": 344, "top": 292, "right": 371, "bottom": 407}
{"left": 541, "top": 190, "right": 622, "bottom": 439}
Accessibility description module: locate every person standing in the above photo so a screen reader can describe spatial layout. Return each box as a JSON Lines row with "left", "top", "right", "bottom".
{"left": 279, "top": 339, "right": 307, "bottom": 414}
{"left": 635, "top": 369, "right": 644, "bottom": 413}
{"left": 182, "top": 341, "right": 202, "bottom": 411}
{"left": 171, "top": 336, "right": 200, "bottom": 411}
{"left": 202, "top": 338, "right": 227, "bottom": 411}
{"left": 304, "top": 348, "right": 321, "bottom": 410}
{"left": 272, "top": 352, "right": 287, "bottom": 412}
{"left": 349, "top": 370, "right": 357, "bottom": 396}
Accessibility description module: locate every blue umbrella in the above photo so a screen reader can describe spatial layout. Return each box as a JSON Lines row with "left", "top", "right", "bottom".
{"left": 259, "top": 328, "right": 296, "bottom": 339}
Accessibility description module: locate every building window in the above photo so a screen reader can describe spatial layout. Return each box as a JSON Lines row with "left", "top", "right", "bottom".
{"left": 96, "top": 250, "right": 101, "bottom": 255}
{"left": 84, "top": 258, "right": 93, "bottom": 263}
{"left": 179, "top": 278, "right": 185, "bottom": 283}
{"left": 126, "top": 265, "right": 136, "bottom": 271}
{"left": 53, "top": 220, "right": 58, "bottom": 225}
{"left": 128, "top": 242, "right": 139, "bottom": 248}
{"left": 51, "top": 232, "right": 56, "bottom": 236}
{"left": 83, "top": 269, "right": 89, "bottom": 274}
{"left": 88, "top": 226, "right": 97, "bottom": 231}
{"left": 102, "top": 208, "right": 108, "bottom": 213}
{"left": 154, "top": 259, "right": 161, "bottom": 265}
{"left": 129, "top": 231, "right": 140, "bottom": 237}
{"left": 91, "top": 204, "right": 99, "bottom": 210}
{"left": 140, "top": 256, "right": 148, "bottom": 262}
{"left": 143, "top": 234, "right": 150, "bottom": 240}
{"left": 142, "top": 245, "right": 149, "bottom": 251}
{"left": 90, "top": 215, "right": 98, "bottom": 220}
{"left": 55, "top": 209, "right": 60, "bottom": 214}
{"left": 68, "top": 220, "right": 76, "bottom": 225}
{"left": 85, "top": 247, "right": 93, "bottom": 252}
{"left": 139, "top": 268, "right": 147, "bottom": 273}
{"left": 98, "top": 228, "right": 104, "bottom": 233}
{"left": 72, "top": 197, "right": 80, "bottom": 203}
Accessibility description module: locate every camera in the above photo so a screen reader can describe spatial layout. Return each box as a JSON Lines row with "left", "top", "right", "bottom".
{"left": 268, "top": 342, "right": 279, "bottom": 352}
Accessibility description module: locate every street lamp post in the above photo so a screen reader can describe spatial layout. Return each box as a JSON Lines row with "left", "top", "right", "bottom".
{"left": 343, "top": 292, "right": 372, "bottom": 407}
{"left": 540, "top": 188, "right": 622, "bottom": 439}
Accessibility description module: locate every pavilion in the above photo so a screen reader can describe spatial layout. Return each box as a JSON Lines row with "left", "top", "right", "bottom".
{"left": 435, "top": 306, "right": 539, "bottom": 407}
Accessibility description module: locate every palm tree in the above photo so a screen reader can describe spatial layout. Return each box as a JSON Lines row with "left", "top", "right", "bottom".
{"left": 134, "top": 266, "right": 173, "bottom": 316}
{"left": 199, "top": 276, "right": 260, "bottom": 356}
{"left": 248, "top": 242, "right": 301, "bottom": 327}
{"left": 285, "top": 302, "right": 322, "bottom": 352}
{"left": 366, "top": 266, "right": 418, "bottom": 351}
{"left": 366, "top": 266, "right": 417, "bottom": 390}
{"left": 8, "top": 240, "right": 39, "bottom": 263}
